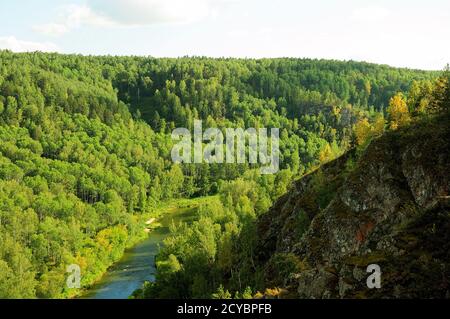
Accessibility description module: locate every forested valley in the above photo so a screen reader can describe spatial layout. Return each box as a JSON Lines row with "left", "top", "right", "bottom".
{"left": 0, "top": 50, "right": 445, "bottom": 298}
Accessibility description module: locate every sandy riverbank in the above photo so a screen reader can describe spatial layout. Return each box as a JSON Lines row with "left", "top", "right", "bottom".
{"left": 144, "top": 218, "right": 157, "bottom": 233}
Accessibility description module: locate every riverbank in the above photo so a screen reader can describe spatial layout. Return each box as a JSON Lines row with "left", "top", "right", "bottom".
{"left": 144, "top": 218, "right": 156, "bottom": 233}
{"left": 79, "top": 196, "right": 217, "bottom": 299}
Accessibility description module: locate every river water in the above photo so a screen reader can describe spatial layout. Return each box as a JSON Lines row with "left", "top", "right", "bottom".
{"left": 82, "top": 207, "right": 195, "bottom": 299}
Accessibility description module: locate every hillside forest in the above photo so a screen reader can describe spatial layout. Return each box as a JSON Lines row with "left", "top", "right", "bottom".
{"left": 0, "top": 50, "right": 447, "bottom": 298}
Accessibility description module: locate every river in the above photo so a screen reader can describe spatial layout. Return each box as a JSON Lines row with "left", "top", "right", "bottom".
{"left": 82, "top": 206, "right": 196, "bottom": 299}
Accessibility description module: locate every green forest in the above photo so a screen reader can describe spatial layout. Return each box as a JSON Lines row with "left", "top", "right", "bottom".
{"left": 0, "top": 50, "right": 447, "bottom": 298}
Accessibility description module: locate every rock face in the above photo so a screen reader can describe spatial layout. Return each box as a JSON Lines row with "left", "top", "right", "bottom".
{"left": 256, "top": 116, "right": 450, "bottom": 298}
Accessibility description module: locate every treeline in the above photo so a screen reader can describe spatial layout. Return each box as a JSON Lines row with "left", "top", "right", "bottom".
{"left": 0, "top": 50, "right": 439, "bottom": 298}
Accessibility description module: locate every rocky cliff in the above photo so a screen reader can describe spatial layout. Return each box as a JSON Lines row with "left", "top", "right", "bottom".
{"left": 256, "top": 114, "right": 450, "bottom": 298}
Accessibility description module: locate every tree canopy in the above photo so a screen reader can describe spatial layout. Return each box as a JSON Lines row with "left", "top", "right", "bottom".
{"left": 0, "top": 50, "right": 442, "bottom": 298}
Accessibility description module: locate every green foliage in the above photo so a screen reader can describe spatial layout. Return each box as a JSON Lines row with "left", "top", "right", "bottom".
{"left": 404, "top": 66, "right": 450, "bottom": 116}
{"left": 265, "top": 253, "right": 308, "bottom": 286}
{"left": 0, "top": 50, "right": 440, "bottom": 298}
{"left": 212, "top": 285, "right": 232, "bottom": 299}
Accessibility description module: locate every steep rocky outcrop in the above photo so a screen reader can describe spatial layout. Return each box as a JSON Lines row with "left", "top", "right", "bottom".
{"left": 256, "top": 115, "right": 450, "bottom": 298}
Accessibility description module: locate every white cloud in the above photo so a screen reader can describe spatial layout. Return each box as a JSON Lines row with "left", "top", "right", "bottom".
{"left": 34, "top": 0, "right": 231, "bottom": 36}
{"left": 33, "top": 0, "right": 238, "bottom": 36}
{"left": 33, "top": 23, "right": 69, "bottom": 37}
{"left": 0, "top": 36, "right": 60, "bottom": 52}
{"left": 89, "top": 0, "right": 212, "bottom": 26}
{"left": 33, "top": 4, "right": 115, "bottom": 36}
{"left": 352, "top": 6, "right": 391, "bottom": 22}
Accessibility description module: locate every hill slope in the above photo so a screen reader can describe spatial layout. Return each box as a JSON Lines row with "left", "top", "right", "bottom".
{"left": 0, "top": 51, "right": 443, "bottom": 298}
{"left": 255, "top": 114, "right": 450, "bottom": 298}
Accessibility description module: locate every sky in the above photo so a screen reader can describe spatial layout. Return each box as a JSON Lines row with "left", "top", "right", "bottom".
{"left": 0, "top": 0, "right": 449, "bottom": 70}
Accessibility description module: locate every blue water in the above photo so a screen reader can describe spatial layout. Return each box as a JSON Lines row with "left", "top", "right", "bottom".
{"left": 83, "top": 208, "right": 194, "bottom": 299}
